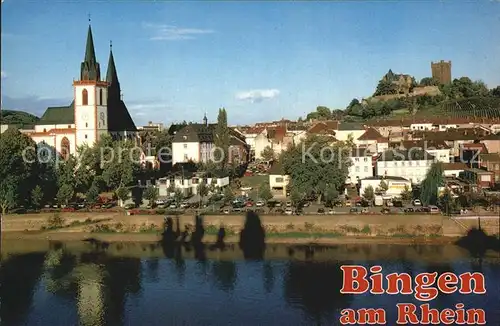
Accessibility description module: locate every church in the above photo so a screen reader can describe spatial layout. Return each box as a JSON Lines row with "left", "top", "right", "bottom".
{"left": 24, "top": 23, "right": 137, "bottom": 159}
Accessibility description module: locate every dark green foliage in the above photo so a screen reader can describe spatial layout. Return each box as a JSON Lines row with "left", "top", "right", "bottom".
{"left": 420, "top": 162, "right": 444, "bottom": 206}
{"left": 281, "top": 135, "right": 351, "bottom": 202}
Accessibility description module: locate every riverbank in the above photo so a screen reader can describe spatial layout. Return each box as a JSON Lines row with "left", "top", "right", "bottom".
{"left": 1, "top": 211, "right": 498, "bottom": 245}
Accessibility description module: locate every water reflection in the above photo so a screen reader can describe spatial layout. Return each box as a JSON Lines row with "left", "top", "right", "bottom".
{"left": 0, "top": 243, "right": 499, "bottom": 325}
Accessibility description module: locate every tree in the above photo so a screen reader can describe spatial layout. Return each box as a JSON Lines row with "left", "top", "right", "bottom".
{"left": 258, "top": 182, "right": 273, "bottom": 201}
{"left": 143, "top": 186, "right": 159, "bottom": 207}
{"left": 324, "top": 185, "right": 339, "bottom": 207}
{"left": 31, "top": 185, "right": 44, "bottom": 210}
{"left": 115, "top": 187, "right": 130, "bottom": 207}
{"left": 376, "top": 180, "right": 388, "bottom": 194}
{"left": 0, "top": 129, "right": 39, "bottom": 207}
{"left": 374, "top": 79, "right": 397, "bottom": 96}
{"left": 420, "top": 77, "right": 440, "bottom": 86}
{"left": 363, "top": 185, "right": 375, "bottom": 203}
{"left": 420, "top": 162, "right": 444, "bottom": 206}
{"left": 438, "top": 188, "right": 458, "bottom": 216}
{"left": 261, "top": 146, "right": 275, "bottom": 161}
{"left": 491, "top": 86, "right": 500, "bottom": 97}
{"left": 400, "top": 185, "right": 413, "bottom": 201}
{"left": 101, "top": 139, "right": 140, "bottom": 192}
{"left": 56, "top": 184, "right": 74, "bottom": 206}
{"left": 173, "top": 188, "right": 184, "bottom": 205}
{"left": 281, "top": 135, "right": 351, "bottom": 203}
{"left": 85, "top": 184, "right": 100, "bottom": 208}
{"left": 224, "top": 186, "right": 234, "bottom": 203}
{"left": 198, "top": 180, "right": 209, "bottom": 197}
{"left": 214, "top": 108, "right": 230, "bottom": 168}
{"left": 0, "top": 182, "right": 17, "bottom": 215}
{"left": 290, "top": 188, "right": 303, "bottom": 208}
{"left": 305, "top": 106, "right": 332, "bottom": 121}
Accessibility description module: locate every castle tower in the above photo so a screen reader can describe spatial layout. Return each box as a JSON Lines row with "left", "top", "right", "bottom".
{"left": 431, "top": 60, "right": 452, "bottom": 85}
{"left": 74, "top": 22, "right": 109, "bottom": 147}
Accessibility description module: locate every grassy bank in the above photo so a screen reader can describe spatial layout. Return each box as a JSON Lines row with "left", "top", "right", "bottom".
{"left": 2, "top": 211, "right": 490, "bottom": 245}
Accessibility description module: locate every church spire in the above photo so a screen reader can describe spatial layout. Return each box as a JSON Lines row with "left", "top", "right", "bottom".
{"left": 80, "top": 18, "right": 101, "bottom": 81}
{"left": 106, "top": 41, "right": 119, "bottom": 85}
{"left": 106, "top": 40, "right": 121, "bottom": 100}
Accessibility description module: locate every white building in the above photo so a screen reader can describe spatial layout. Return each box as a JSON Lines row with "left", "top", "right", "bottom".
{"left": 171, "top": 115, "right": 248, "bottom": 165}
{"left": 22, "top": 24, "right": 137, "bottom": 157}
{"left": 268, "top": 162, "right": 289, "bottom": 197}
{"left": 335, "top": 122, "right": 366, "bottom": 142}
{"left": 157, "top": 174, "right": 230, "bottom": 197}
{"left": 347, "top": 148, "right": 373, "bottom": 184}
{"left": 410, "top": 123, "right": 433, "bottom": 131}
{"left": 376, "top": 149, "right": 435, "bottom": 184}
{"left": 442, "top": 162, "right": 468, "bottom": 178}
{"left": 360, "top": 176, "right": 412, "bottom": 198}
{"left": 390, "top": 140, "right": 451, "bottom": 163}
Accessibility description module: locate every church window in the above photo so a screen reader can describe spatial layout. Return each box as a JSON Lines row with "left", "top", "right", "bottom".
{"left": 99, "top": 89, "right": 103, "bottom": 105}
{"left": 60, "top": 137, "right": 70, "bottom": 161}
{"left": 43, "top": 128, "right": 46, "bottom": 132}
{"left": 85, "top": 134, "right": 88, "bottom": 139}
{"left": 85, "top": 123, "right": 88, "bottom": 128}
{"left": 82, "top": 89, "right": 88, "bottom": 105}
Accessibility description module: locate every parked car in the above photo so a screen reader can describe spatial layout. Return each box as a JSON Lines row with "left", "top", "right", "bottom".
{"left": 413, "top": 199, "right": 422, "bottom": 206}
{"left": 404, "top": 207, "right": 415, "bottom": 213}
{"left": 255, "top": 201, "right": 265, "bottom": 207}
{"left": 317, "top": 208, "right": 325, "bottom": 214}
{"left": 285, "top": 208, "right": 293, "bottom": 215}
{"left": 349, "top": 208, "right": 359, "bottom": 214}
{"left": 286, "top": 201, "right": 292, "bottom": 207}
{"left": 124, "top": 203, "right": 136, "bottom": 209}
{"left": 381, "top": 208, "right": 391, "bottom": 214}
{"left": 328, "top": 209, "right": 335, "bottom": 215}
{"left": 429, "top": 205, "right": 440, "bottom": 214}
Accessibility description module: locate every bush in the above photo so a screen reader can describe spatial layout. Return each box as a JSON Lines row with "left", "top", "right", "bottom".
{"left": 47, "top": 213, "right": 65, "bottom": 229}
{"left": 156, "top": 209, "right": 166, "bottom": 215}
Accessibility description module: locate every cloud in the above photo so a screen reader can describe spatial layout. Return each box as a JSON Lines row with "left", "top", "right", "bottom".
{"left": 1, "top": 71, "right": 6, "bottom": 79}
{"left": 143, "top": 23, "right": 214, "bottom": 41}
{"left": 235, "top": 89, "right": 280, "bottom": 103}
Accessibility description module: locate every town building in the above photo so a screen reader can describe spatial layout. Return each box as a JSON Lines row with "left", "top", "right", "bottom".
{"left": 442, "top": 162, "right": 468, "bottom": 178}
{"left": 347, "top": 148, "right": 374, "bottom": 185}
{"left": 268, "top": 161, "right": 289, "bottom": 197}
{"left": 376, "top": 149, "right": 435, "bottom": 184}
{"left": 459, "top": 168, "right": 494, "bottom": 189}
{"left": 479, "top": 153, "right": 500, "bottom": 182}
{"left": 359, "top": 176, "right": 412, "bottom": 198}
{"left": 336, "top": 122, "right": 365, "bottom": 142}
{"left": 171, "top": 114, "right": 248, "bottom": 165}
{"left": 21, "top": 23, "right": 137, "bottom": 157}
{"left": 137, "top": 121, "right": 165, "bottom": 132}
{"left": 390, "top": 140, "right": 451, "bottom": 163}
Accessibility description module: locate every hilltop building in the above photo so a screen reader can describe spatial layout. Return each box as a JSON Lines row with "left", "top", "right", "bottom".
{"left": 431, "top": 60, "right": 452, "bottom": 84}
{"left": 22, "top": 23, "right": 137, "bottom": 158}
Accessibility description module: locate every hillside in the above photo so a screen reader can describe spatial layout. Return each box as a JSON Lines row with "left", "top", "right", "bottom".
{"left": 0, "top": 110, "right": 40, "bottom": 127}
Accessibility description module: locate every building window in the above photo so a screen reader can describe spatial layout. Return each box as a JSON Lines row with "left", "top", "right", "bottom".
{"left": 85, "top": 134, "right": 88, "bottom": 139}
{"left": 355, "top": 158, "right": 360, "bottom": 162}
{"left": 364, "top": 157, "right": 368, "bottom": 162}
{"left": 68, "top": 125, "right": 71, "bottom": 129}
{"left": 82, "top": 89, "right": 88, "bottom": 105}
{"left": 60, "top": 137, "right": 70, "bottom": 160}
{"left": 355, "top": 166, "right": 360, "bottom": 172}
{"left": 85, "top": 123, "right": 88, "bottom": 128}
{"left": 99, "top": 89, "right": 103, "bottom": 105}
{"left": 184, "top": 144, "right": 187, "bottom": 149}
{"left": 364, "top": 166, "right": 368, "bottom": 172}
{"left": 43, "top": 128, "right": 46, "bottom": 132}
{"left": 275, "top": 177, "right": 284, "bottom": 183}
{"left": 184, "top": 154, "right": 188, "bottom": 160}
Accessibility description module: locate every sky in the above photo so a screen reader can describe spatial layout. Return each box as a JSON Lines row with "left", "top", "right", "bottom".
{"left": 2, "top": 1, "right": 500, "bottom": 126}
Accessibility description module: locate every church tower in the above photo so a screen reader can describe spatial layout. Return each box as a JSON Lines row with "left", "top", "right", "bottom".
{"left": 74, "top": 22, "right": 109, "bottom": 147}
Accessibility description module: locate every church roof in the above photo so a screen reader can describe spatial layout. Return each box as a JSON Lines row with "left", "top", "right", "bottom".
{"left": 80, "top": 24, "right": 101, "bottom": 81}
{"left": 36, "top": 101, "right": 75, "bottom": 125}
{"left": 107, "top": 99, "right": 137, "bottom": 132}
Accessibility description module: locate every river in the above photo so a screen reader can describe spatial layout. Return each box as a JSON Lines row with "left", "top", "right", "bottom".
{"left": 0, "top": 240, "right": 499, "bottom": 325}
